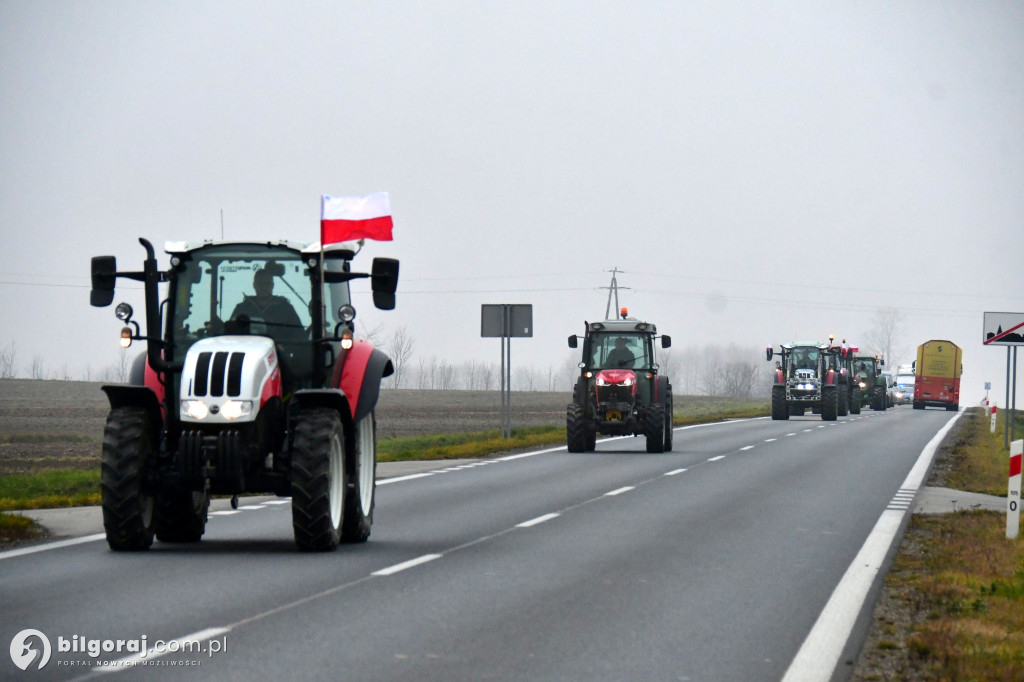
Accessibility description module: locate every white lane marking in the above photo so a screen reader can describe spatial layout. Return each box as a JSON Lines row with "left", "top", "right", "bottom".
{"left": 803, "top": 429, "right": 814, "bottom": 432}
{"left": 604, "top": 486, "right": 634, "bottom": 496}
{"left": 210, "top": 510, "right": 241, "bottom": 516}
{"left": 782, "top": 410, "right": 965, "bottom": 682}
{"left": 786, "top": 433, "right": 797, "bottom": 437}
{"left": 664, "top": 468, "right": 688, "bottom": 476}
{"left": 371, "top": 554, "right": 443, "bottom": 576}
{"left": 261, "top": 500, "right": 290, "bottom": 505}
{"left": 517, "top": 513, "right": 560, "bottom": 528}
{"left": 94, "top": 626, "right": 232, "bottom": 674}
{"left": 378, "top": 472, "right": 435, "bottom": 485}
{"left": 0, "top": 533, "right": 106, "bottom": 561}
{"left": 707, "top": 455, "right": 726, "bottom": 462}
{"left": 237, "top": 505, "right": 265, "bottom": 511}
{"left": 765, "top": 438, "right": 777, "bottom": 442}
{"left": 740, "top": 446, "right": 755, "bottom": 451}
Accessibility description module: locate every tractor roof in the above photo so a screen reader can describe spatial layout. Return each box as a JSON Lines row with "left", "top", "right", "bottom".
{"left": 781, "top": 340, "right": 829, "bottom": 350}
{"left": 164, "top": 239, "right": 362, "bottom": 259}
{"left": 586, "top": 319, "right": 658, "bottom": 334}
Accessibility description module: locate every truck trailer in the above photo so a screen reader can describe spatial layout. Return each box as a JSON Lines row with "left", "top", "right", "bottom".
{"left": 913, "top": 340, "right": 962, "bottom": 411}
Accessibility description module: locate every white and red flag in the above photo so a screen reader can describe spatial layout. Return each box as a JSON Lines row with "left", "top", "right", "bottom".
{"left": 321, "top": 192, "right": 394, "bottom": 244}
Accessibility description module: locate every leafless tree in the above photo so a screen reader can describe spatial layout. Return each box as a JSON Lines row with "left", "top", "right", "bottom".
{"left": 0, "top": 341, "right": 16, "bottom": 378}
{"left": 864, "top": 307, "right": 906, "bottom": 368}
{"left": 719, "top": 361, "right": 760, "bottom": 399}
{"left": 386, "top": 325, "right": 415, "bottom": 388}
{"left": 31, "top": 356, "right": 45, "bottom": 380}
{"left": 479, "top": 363, "right": 496, "bottom": 390}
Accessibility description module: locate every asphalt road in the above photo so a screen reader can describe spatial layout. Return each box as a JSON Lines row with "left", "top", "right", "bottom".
{"left": 1, "top": 406, "right": 962, "bottom": 681}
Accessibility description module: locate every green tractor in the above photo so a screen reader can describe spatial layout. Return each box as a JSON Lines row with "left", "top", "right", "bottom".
{"left": 566, "top": 319, "right": 673, "bottom": 453}
{"left": 851, "top": 354, "right": 888, "bottom": 411}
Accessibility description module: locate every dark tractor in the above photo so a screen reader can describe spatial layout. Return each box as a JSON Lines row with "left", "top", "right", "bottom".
{"left": 852, "top": 354, "right": 888, "bottom": 411}
{"left": 566, "top": 319, "right": 674, "bottom": 453}
{"left": 89, "top": 237, "right": 399, "bottom": 552}
{"left": 766, "top": 341, "right": 840, "bottom": 421}
{"left": 826, "top": 337, "right": 860, "bottom": 417}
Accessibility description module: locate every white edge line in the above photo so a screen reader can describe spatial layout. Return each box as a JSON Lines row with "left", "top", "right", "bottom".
{"left": 371, "top": 553, "right": 443, "bottom": 576}
{"left": 377, "top": 472, "right": 435, "bottom": 485}
{"left": 0, "top": 532, "right": 106, "bottom": 561}
{"left": 516, "top": 513, "right": 560, "bottom": 528}
{"left": 781, "top": 410, "right": 964, "bottom": 682}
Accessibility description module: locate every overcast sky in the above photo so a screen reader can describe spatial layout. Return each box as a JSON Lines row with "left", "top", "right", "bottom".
{"left": 2, "top": 1, "right": 1022, "bottom": 403}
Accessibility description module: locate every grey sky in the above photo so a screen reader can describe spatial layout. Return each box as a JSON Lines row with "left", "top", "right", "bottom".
{"left": 1, "top": 1, "right": 1022, "bottom": 402}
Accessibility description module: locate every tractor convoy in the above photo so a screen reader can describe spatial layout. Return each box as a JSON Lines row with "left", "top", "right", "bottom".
{"left": 87, "top": 231, "right": 959, "bottom": 553}
{"left": 90, "top": 237, "right": 398, "bottom": 551}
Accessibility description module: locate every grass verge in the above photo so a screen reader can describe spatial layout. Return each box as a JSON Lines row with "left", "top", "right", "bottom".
{"left": 854, "top": 409, "right": 1024, "bottom": 680}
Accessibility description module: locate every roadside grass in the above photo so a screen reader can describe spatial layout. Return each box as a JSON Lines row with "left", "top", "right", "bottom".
{"left": 0, "top": 512, "right": 44, "bottom": 544}
{"left": 0, "top": 469, "right": 101, "bottom": 512}
{"left": 861, "top": 409, "right": 1024, "bottom": 680}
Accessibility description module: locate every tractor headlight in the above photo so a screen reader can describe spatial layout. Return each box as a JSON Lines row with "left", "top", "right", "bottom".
{"left": 621, "top": 377, "right": 635, "bottom": 386}
{"left": 596, "top": 377, "right": 609, "bottom": 386}
{"left": 181, "top": 399, "right": 209, "bottom": 420}
{"left": 858, "top": 381, "right": 867, "bottom": 388}
{"left": 220, "top": 400, "right": 253, "bottom": 420}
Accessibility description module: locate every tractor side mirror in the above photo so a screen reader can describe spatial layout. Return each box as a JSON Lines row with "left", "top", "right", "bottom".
{"left": 371, "top": 258, "right": 399, "bottom": 310}
{"left": 661, "top": 335, "right": 671, "bottom": 349}
{"left": 90, "top": 256, "right": 117, "bottom": 307}
{"left": 568, "top": 335, "right": 578, "bottom": 349}
{"left": 766, "top": 347, "right": 774, "bottom": 361}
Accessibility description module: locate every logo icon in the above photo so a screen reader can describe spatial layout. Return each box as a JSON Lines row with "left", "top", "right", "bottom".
{"left": 10, "top": 629, "right": 51, "bottom": 671}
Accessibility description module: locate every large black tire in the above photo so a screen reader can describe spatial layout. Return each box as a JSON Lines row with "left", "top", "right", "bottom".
{"left": 566, "top": 404, "right": 589, "bottom": 453}
{"left": 821, "top": 385, "right": 838, "bottom": 421}
{"left": 850, "top": 388, "right": 862, "bottom": 414}
{"left": 771, "top": 386, "right": 789, "bottom": 420}
{"left": 946, "top": 403, "right": 959, "bottom": 412}
{"left": 913, "top": 402, "right": 924, "bottom": 410}
{"left": 645, "top": 403, "right": 665, "bottom": 453}
{"left": 871, "top": 385, "right": 886, "bottom": 411}
{"left": 791, "top": 405, "right": 807, "bottom": 416}
{"left": 663, "top": 393, "right": 674, "bottom": 452}
{"left": 100, "top": 407, "right": 157, "bottom": 551}
{"left": 291, "top": 408, "right": 346, "bottom": 551}
{"left": 837, "top": 383, "right": 849, "bottom": 417}
{"left": 341, "top": 411, "right": 376, "bottom": 543}
{"left": 155, "top": 487, "right": 209, "bottom": 543}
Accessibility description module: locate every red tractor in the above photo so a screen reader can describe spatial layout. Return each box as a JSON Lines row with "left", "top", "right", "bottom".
{"left": 766, "top": 340, "right": 840, "bottom": 421}
{"left": 90, "top": 237, "right": 398, "bottom": 551}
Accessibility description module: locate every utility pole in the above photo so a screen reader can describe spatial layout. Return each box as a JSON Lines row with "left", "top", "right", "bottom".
{"left": 601, "top": 267, "right": 631, "bottom": 320}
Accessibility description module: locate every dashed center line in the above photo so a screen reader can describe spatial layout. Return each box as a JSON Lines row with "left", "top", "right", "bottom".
{"left": 372, "top": 554, "right": 443, "bottom": 576}
{"left": 740, "top": 446, "right": 754, "bottom": 451}
{"left": 708, "top": 455, "right": 726, "bottom": 462}
{"left": 605, "top": 486, "right": 635, "bottom": 496}
{"left": 517, "top": 513, "right": 560, "bottom": 528}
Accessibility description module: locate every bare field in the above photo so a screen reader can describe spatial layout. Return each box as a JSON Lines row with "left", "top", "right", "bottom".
{"left": 0, "top": 379, "right": 571, "bottom": 474}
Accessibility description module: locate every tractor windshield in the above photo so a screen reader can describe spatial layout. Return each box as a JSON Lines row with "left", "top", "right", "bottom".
{"left": 789, "top": 347, "right": 821, "bottom": 371}
{"left": 169, "top": 244, "right": 312, "bottom": 358}
{"left": 588, "top": 333, "right": 653, "bottom": 369}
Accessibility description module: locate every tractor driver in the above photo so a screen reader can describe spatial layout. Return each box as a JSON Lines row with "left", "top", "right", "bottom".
{"left": 605, "top": 337, "right": 636, "bottom": 368}
{"left": 230, "top": 268, "right": 303, "bottom": 341}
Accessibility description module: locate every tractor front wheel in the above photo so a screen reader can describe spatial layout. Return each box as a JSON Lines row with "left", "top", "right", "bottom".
{"left": 645, "top": 403, "right": 665, "bottom": 453}
{"left": 291, "top": 408, "right": 346, "bottom": 551}
{"left": 100, "top": 407, "right": 157, "bottom": 551}
{"left": 566, "top": 404, "right": 589, "bottom": 453}
{"left": 837, "top": 384, "right": 849, "bottom": 417}
{"left": 821, "top": 385, "right": 838, "bottom": 421}
{"left": 771, "top": 386, "right": 789, "bottom": 420}
{"left": 341, "top": 410, "right": 377, "bottom": 543}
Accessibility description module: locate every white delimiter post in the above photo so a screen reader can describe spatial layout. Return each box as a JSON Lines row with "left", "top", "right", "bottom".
{"left": 1008, "top": 439, "right": 1022, "bottom": 540}
{"left": 991, "top": 404, "right": 998, "bottom": 434}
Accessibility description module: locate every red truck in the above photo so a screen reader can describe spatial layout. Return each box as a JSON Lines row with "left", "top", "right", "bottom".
{"left": 913, "top": 340, "right": 962, "bottom": 411}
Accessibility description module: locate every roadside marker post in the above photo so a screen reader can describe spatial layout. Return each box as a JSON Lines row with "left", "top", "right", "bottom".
{"left": 991, "top": 404, "right": 998, "bottom": 434}
{"left": 1008, "top": 439, "right": 1022, "bottom": 540}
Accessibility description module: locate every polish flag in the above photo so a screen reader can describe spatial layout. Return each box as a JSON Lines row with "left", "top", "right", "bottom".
{"left": 321, "top": 192, "right": 394, "bottom": 244}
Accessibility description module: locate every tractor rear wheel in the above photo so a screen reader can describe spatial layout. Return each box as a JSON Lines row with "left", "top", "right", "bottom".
{"left": 101, "top": 407, "right": 157, "bottom": 551}
{"left": 850, "top": 389, "right": 862, "bottom": 414}
{"left": 663, "top": 394, "right": 674, "bottom": 452}
{"left": 291, "top": 408, "right": 346, "bottom": 551}
{"left": 771, "top": 386, "right": 789, "bottom": 420}
{"left": 837, "top": 384, "right": 849, "bottom": 417}
{"left": 821, "top": 385, "right": 838, "bottom": 421}
{"left": 566, "top": 404, "right": 589, "bottom": 453}
{"left": 155, "top": 487, "right": 208, "bottom": 543}
{"left": 341, "top": 411, "right": 376, "bottom": 543}
{"left": 645, "top": 403, "right": 666, "bottom": 453}
{"left": 871, "top": 386, "right": 886, "bottom": 411}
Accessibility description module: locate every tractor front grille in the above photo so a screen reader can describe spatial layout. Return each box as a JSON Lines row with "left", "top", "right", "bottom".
{"left": 191, "top": 351, "right": 246, "bottom": 397}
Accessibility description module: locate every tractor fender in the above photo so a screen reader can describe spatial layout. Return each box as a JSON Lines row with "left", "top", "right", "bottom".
{"left": 291, "top": 389, "right": 356, "bottom": 454}
{"left": 127, "top": 350, "right": 167, "bottom": 407}
{"left": 775, "top": 369, "right": 784, "bottom": 384}
{"left": 100, "top": 385, "right": 163, "bottom": 428}
{"left": 338, "top": 340, "right": 394, "bottom": 423}
{"left": 655, "top": 375, "right": 671, "bottom": 403}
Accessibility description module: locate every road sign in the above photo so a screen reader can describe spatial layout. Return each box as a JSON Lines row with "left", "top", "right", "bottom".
{"left": 481, "top": 304, "right": 533, "bottom": 338}
{"left": 983, "top": 312, "right": 1024, "bottom": 346}
{"left": 1008, "top": 439, "right": 1021, "bottom": 539}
